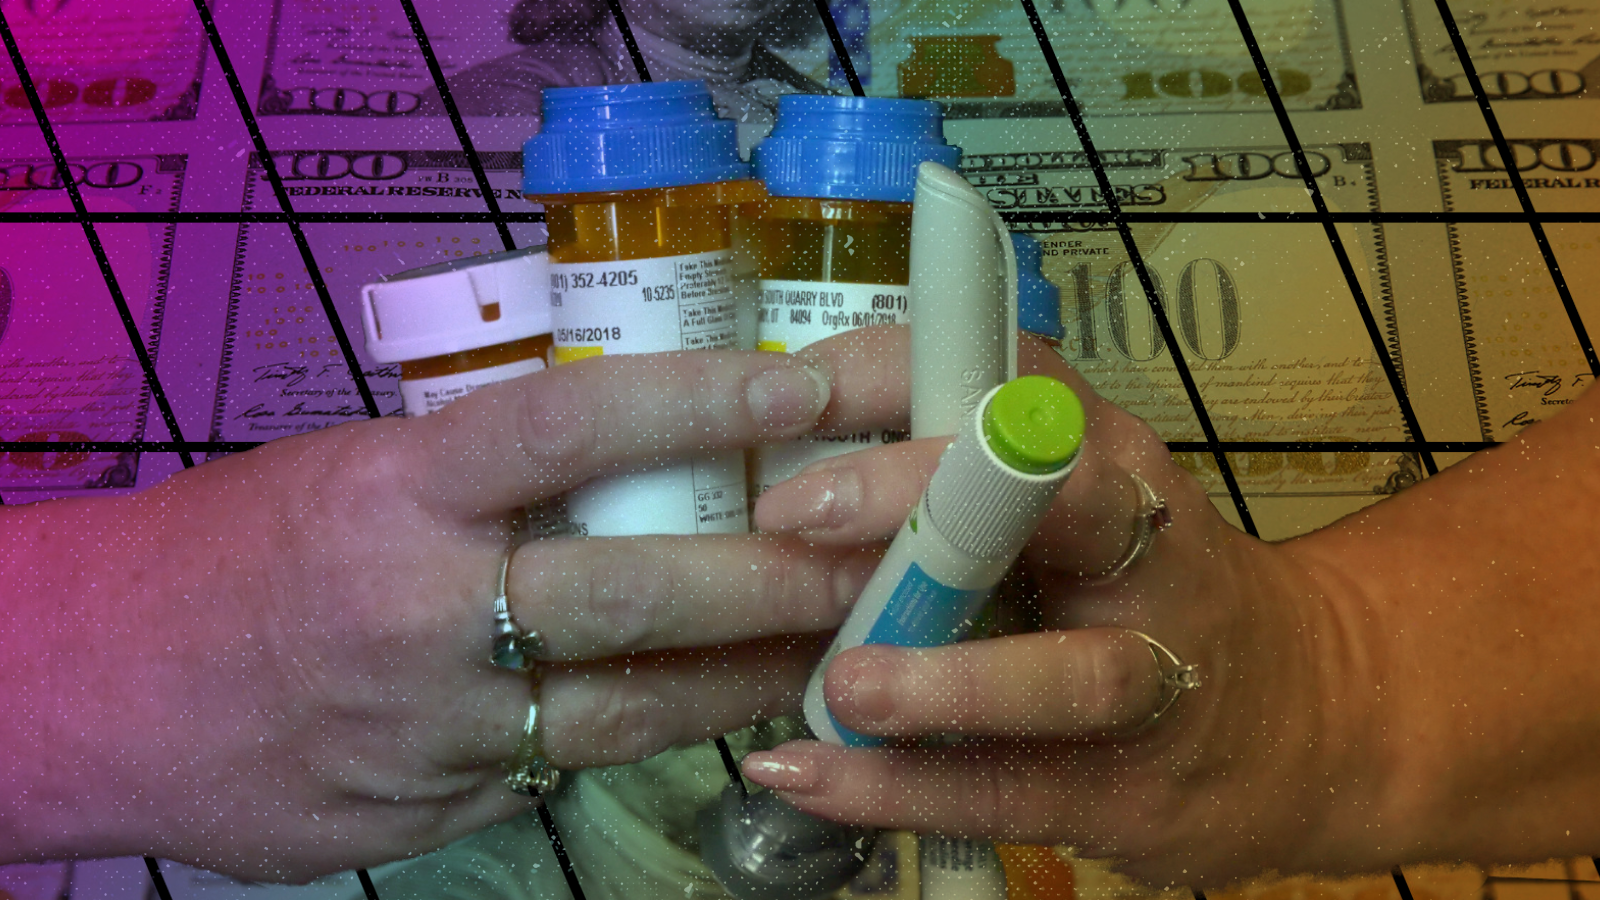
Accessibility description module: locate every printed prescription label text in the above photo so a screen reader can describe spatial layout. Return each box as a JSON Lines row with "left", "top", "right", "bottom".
{"left": 550, "top": 250, "right": 738, "bottom": 356}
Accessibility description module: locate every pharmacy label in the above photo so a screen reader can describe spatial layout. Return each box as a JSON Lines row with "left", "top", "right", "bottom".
{"left": 755, "top": 280, "right": 907, "bottom": 353}
{"left": 550, "top": 250, "right": 738, "bottom": 362}
{"left": 399, "top": 357, "right": 545, "bottom": 417}
{"left": 752, "top": 280, "right": 910, "bottom": 497}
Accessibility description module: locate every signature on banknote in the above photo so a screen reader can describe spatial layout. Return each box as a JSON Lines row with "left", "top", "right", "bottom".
{"left": 1434, "top": 139, "right": 1600, "bottom": 441}
{"left": 1405, "top": 0, "right": 1600, "bottom": 101}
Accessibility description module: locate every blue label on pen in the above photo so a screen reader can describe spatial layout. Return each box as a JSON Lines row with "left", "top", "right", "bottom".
{"left": 829, "top": 562, "right": 990, "bottom": 748}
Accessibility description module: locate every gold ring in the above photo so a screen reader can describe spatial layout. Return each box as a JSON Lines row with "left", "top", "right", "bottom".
{"left": 504, "top": 689, "right": 559, "bottom": 796}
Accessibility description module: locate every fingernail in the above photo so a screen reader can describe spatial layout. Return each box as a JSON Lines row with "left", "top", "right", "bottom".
{"left": 741, "top": 748, "right": 821, "bottom": 792}
{"left": 832, "top": 648, "right": 898, "bottom": 723}
{"left": 748, "top": 363, "right": 832, "bottom": 431}
{"left": 753, "top": 464, "right": 863, "bottom": 533}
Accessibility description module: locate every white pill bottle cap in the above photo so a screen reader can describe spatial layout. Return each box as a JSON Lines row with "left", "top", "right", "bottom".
{"left": 360, "top": 246, "right": 552, "bottom": 364}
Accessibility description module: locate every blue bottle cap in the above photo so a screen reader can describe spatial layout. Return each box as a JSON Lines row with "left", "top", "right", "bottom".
{"left": 1012, "top": 233, "right": 1064, "bottom": 340}
{"left": 753, "top": 95, "right": 961, "bottom": 203}
{"left": 522, "top": 80, "right": 752, "bottom": 195}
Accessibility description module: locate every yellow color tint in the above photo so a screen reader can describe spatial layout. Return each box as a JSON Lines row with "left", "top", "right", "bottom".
{"left": 757, "top": 340, "right": 788, "bottom": 353}
{"left": 528, "top": 179, "right": 767, "bottom": 264}
{"left": 399, "top": 334, "right": 552, "bottom": 381}
{"left": 553, "top": 345, "right": 604, "bottom": 365}
{"left": 745, "top": 196, "right": 912, "bottom": 284}
{"left": 994, "top": 844, "right": 1076, "bottom": 900}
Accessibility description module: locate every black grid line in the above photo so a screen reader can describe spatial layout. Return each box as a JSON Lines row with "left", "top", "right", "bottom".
{"left": 189, "top": 0, "right": 381, "bottom": 420}
{"left": 1220, "top": 0, "right": 1439, "bottom": 479}
{"left": 716, "top": 736, "right": 750, "bottom": 801}
{"left": 397, "top": 0, "right": 517, "bottom": 252}
{"left": 1010, "top": 212, "right": 1600, "bottom": 224}
{"left": 535, "top": 800, "right": 587, "bottom": 900}
{"left": 604, "top": 0, "right": 652, "bottom": 82}
{"left": 1, "top": 442, "right": 265, "bottom": 453}
{"left": 0, "top": 11, "right": 195, "bottom": 471}
{"left": 813, "top": 0, "right": 865, "bottom": 96}
{"left": 1394, "top": 867, "right": 1418, "bottom": 900}
{"left": 142, "top": 858, "right": 174, "bottom": 900}
{"left": 356, "top": 868, "right": 382, "bottom": 900}
{"left": 4, "top": 210, "right": 1600, "bottom": 225}
{"left": 1016, "top": 0, "right": 1259, "bottom": 537}
{"left": 0, "top": 440, "right": 1497, "bottom": 455}
{"left": 0, "top": 212, "right": 546, "bottom": 224}
{"left": 1431, "top": 0, "right": 1599, "bottom": 380}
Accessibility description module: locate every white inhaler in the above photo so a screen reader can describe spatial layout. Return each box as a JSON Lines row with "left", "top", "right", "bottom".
{"left": 803, "top": 375, "right": 1086, "bottom": 747}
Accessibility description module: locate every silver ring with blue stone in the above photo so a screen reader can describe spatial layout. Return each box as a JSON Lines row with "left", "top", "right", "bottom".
{"left": 490, "top": 549, "right": 543, "bottom": 673}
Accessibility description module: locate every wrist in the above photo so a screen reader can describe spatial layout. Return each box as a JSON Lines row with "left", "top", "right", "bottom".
{"left": 0, "top": 494, "right": 151, "bottom": 863}
{"left": 1270, "top": 534, "right": 1420, "bottom": 876}
{"left": 1282, "top": 447, "right": 1600, "bottom": 872}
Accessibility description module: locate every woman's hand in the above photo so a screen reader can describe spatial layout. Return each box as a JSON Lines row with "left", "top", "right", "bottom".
{"left": 742, "top": 326, "right": 1410, "bottom": 889}
{"left": 3, "top": 349, "right": 883, "bottom": 883}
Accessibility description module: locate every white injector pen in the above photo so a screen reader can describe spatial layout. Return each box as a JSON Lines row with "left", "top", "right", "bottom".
{"left": 908, "top": 161, "right": 1019, "bottom": 438}
{"left": 803, "top": 159, "right": 1052, "bottom": 747}
{"left": 803, "top": 375, "right": 1086, "bottom": 746}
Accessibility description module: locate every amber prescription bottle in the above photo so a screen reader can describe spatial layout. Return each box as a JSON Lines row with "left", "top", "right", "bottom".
{"left": 523, "top": 80, "right": 764, "bottom": 537}
{"left": 360, "top": 246, "right": 552, "bottom": 417}
{"left": 746, "top": 94, "right": 960, "bottom": 498}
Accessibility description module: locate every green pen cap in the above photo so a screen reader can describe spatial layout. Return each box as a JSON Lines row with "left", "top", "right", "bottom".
{"left": 981, "top": 376, "right": 1086, "bottom": 475}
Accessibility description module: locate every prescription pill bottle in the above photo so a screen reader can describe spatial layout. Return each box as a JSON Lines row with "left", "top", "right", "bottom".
{"left": 362, "top": 247, "right": 561, "bottom": 537}
{"left": 523, "top": 80, "right": 764, "bottom": 537}
{"left": 746, "top": 94, "right": 960, "bottom": 499}
{"left": 360, "top": 246, "right": 552, "bottom": 417}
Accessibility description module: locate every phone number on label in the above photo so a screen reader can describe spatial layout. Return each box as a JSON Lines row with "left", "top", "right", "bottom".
{"left": 556, "top": 327, "right": 622, "bottom": 342}
{"left": 552, "top": 269, "right": 639, "bottom": 290}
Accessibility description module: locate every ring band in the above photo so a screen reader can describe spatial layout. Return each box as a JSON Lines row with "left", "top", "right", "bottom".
{"left": 504, "top": 693, "right": 560, "bottom": 796}
{"left": 1087, "top": 472, "right": 1172, "bottom": 585}
{"left": 491, "top": 549, "right": 543, "bottom": 672}
{"left": 1121, "top": 631, "right": 1200, "bottom": 735}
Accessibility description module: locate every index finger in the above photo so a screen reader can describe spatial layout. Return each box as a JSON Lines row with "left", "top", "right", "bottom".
{"left": 408, "top": 350, "right": 833, "bottom": 516}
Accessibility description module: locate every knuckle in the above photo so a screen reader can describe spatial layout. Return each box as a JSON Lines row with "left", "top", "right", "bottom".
{"left": 572, "top": 676, "right": 677, "bottom": 764}
{"left": 945, "top": 647, "right": 987, "bottom": 730}
{"left": 577, "top": 547, "right": 671, "bottom": 654}
{"left": 686, "top": 353, "right": 746, "bottom": 445}
{"left": 278, "top": 422, "right": 415, "bottom": 523}
{"left": 1072, "top": 637, "right": 1149, "bottom": 728}
{"left": 957, "top": 755, "right": 1033, "bottom": 834}
{"left": 754, "top": 544, "right": 828, "bottom": 634}
{"left": 513, "top": 372, "right": 598, "bottom": 477}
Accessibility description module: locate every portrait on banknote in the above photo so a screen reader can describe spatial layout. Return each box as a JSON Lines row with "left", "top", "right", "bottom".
{"left": 861, "top": 0, "right": 1360, "bottom": 116}
{"left": 1434, "top": 138, "right": 1600, "bottom": 441}
{"left": 256, "top": 0, "right": 833, "bottom": 144}
{"left": 0, "top": 0, "right": 208, "bottom": 124}
{"left": 0, "top": 155, "right": 186, "bottom": 491}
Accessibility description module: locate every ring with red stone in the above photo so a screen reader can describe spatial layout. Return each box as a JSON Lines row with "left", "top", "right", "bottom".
{"left": 1086, "top": 472, "right": 1172, "bottom": 585}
